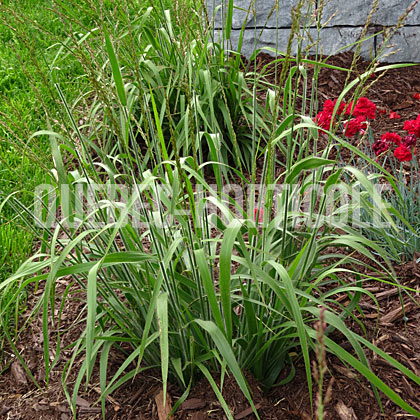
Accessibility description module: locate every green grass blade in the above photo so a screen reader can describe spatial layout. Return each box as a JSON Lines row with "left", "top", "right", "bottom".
{"left": 195, "top": 319, "right": 259, "bottom": 419}
{"left": 197, "top": 362, "right": 234, "bottom": 420}
{"left": 225, "top": 0, "right": 234, "bottom": 39}
{"left": 195, "top": 249, "right": 224, "bottom": 330}
{"left": 104, "top": 27, "right": 127, "bottom": 107}
{"left": 267, "top": 261, "right": 313, "bottom": 408}
{"left": 219, "top": 219, "right": 242, "bottom": 343}
{"left": 157, "top": 292, "right": 169, "bottom": 405}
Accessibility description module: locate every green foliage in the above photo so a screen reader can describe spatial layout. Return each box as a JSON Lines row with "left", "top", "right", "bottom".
{"left": 0, "top": 0, "right": 86, "bottom": 283}
{"left": 56, "top": 3, "right": 269, "bottom": 173}
{"left": 342, "top": 127, "right": 420, "bottom": 263}
{"left": 1, "top": 0, "right": 420, "bottom": 418}
{"left": 3, "top": 141, "right": 420, "bottom": 416}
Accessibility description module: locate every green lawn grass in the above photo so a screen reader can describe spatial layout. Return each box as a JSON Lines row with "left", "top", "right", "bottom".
{"left": 0, "top": 0, "right": 84, "bottom": 280}
{"left": 0, "top": 0, "right": 89, "bottom": 358}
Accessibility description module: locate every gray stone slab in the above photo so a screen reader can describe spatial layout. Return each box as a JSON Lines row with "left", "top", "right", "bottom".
{"left": 212, "top": 26, "right": 375, "bottom": 59}
{"left": 206, "top": 0, "right": 310, "bottom": 29}
{"left": 206, "top": 0, "right": 420, "bottom": 62}
{"left": 322, "top": 0, "right": 420, "bottom": 27}
{"left": 376, "top": 26, "right": 420, "bottom": 62}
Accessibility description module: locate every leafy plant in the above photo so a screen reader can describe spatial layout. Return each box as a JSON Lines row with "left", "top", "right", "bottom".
{"left": 3, "top": 143, "right": 420, "bottom": 418}
{"left": 339, "top": 111, "right": 420, "bottom": 263}
{"left": 1, "top": 0, "right": 420, "bottom": 419}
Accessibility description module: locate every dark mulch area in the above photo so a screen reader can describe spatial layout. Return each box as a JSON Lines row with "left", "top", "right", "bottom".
{"left": 1, "top": 261, "right": 419, "bottom": 419}
{"left": 254, "top": 51, "right": 420, "bottom": 172}
{"left": 1, "top": 53, "right": 420, "bottom": 419}
{"left": 255, "top": 50, "right": 420, "bottom": 129}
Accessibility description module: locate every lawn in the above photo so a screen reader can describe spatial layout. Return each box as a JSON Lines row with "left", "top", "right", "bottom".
{"left": 0, "top": 0, "right": 85, "bottom": 280}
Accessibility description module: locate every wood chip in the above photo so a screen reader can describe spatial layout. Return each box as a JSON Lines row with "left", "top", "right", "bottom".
{"left": 190, "top": 412, "right": 208, "bottom": 420}
{"left": 363, "top": 313, "right": 378, "bottom": 319}
{"left": 335, "top": 400, "right": 357, "bottom": 420}
{"left": 393, "top": 100, "right": 414, "bottom": 110}
{"left": 79, "top": 407, "right": 101, "bottom": 414}
{"left": 401, "top": 376, "right": 416, "bottom": 400}
{"left": 392, "top": 333, "right": 411, "bottom": 345}
{"left": 234, "top": 403, "right": 261, "bottom": 419}
{"left": 181, "top": 398, "right": 206, "bottom": 410}
{"left": 92, "top": 386, "right": 120, "bottom": 408}
{"left": 11, "top": 361, "right": 27, "bottom": 386}
{"left": 333, "top": 364, "right": 359, "bottom": 380}
{"left": 155, "top": 390, "right": 173, "bottom": 420}
{"left": 380, "top": 303, "right": 414, "bottom": 324}
{"left": 376, "top": 289, "right": 399, "bottom": 300}
{"left": 0, "top": 407, "right": 11, "bottom": 416}
{"left": 75, "top": 396, "right": 91, "bottom": 408}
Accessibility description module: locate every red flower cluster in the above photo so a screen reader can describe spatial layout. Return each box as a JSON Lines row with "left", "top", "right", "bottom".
{"left": 314, "top": 97, "right": 419, "bottom": 164}
{"left": 372, "top": 115, "right": 419, "bottom": 161}
{"left": 352, "top": 97, "right": 376, "bottom": 120}
{"left": 323, "top": 99, "right": 346, "bottom": 115}
{"left": 403, "top": 114, "right": 420, "bottom": 138}
{"left": 394, "top": 145, "right": 413, "bottom": 162}
{"left": 381, "top": 132, "right": 401, "bottom": 145}
{"left": 315, "top": 99, "right": 347, "bottom": 131}
{"left": 392, "top": 115, "right": 420, "bottom": 162}
{"left": 402, "top": 134, "right": 416, "bottom": 147}
{"left": 315, "top": 110, "right": 333, "bottom": 130}
{"left": 372, "top": 140, "right": 390, "bottom": 156}
{"left": 344, "top": 116, "right": 367, "bottom": 138}
{"left": 315, "top": 97, "right": 376, "bottom": 137}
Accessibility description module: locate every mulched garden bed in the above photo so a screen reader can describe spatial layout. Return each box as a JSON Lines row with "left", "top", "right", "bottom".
{"left": 1, "top": 52, "right": 420, "bottom": 420}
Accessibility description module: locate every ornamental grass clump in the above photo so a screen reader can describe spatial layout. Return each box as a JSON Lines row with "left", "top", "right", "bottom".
{"left": 1, "top": 0, "right": 420, "bottom": 418}
{"left": 4, "top": 144, "right": 420, "bottom": 418}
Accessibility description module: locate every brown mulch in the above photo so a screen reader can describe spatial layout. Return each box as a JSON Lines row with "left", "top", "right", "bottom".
{"left": 1, "top": 53, "right": 420, "bottom": 420}
{"left": 254, "top": 50, "right": 420, "bottom": 126}
{"left": 0, "top": 259, "right": 419, "bottom": 420}
{"left": 257, "top": 51, "right": 420, "bottom": 160}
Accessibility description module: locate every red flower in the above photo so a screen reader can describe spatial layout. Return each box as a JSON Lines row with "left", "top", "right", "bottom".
{"left": 322, "top": 99, "right": 347, "bottom": 115}
{"left": 402, "top": 134, "right": 417, "bottom": 147}
{"left": 413, "top": 93, "right": 420, "bottom": 100}
{"left": 322, "top": 99, "right": 335, "bottom": 114}
{"left": 353, "top": 97, "right": 376, "bottom": 120}
{"left": 315, "top": 110, "right": 332, "bottom": 130}
{"left": 372, "top": 140, "right": 390, "bottom": 156}
{"left": 320, "top": 99, "right": 347, "bottom": 128}
{"left": 372, "top": 140, "right": 389, "bottom": 156}
{"left": 394, "top": 144, "right": 413, "bottom": 162}
{"left": 344, "top": 101, "right": 354, "bottom": 116}
{"left": 381, "top": 132, "right": 401, "bottom": 145}
{"left": 344, "top": 117, "right": 366, "bottom": 137}
{"left": 403, "top": 115, "right": 420, "bottom": 137}
{"left": 389, "top": 111, "right": 401, "bottom": 119}
{"left": 378, "top": 108, "right": 387, "bottom": 115}
{"left": 254, "top": 208, "right": 264, "bottom": 223}
{"left": 333, "top": 99, "right": 347, "bottom": 115}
